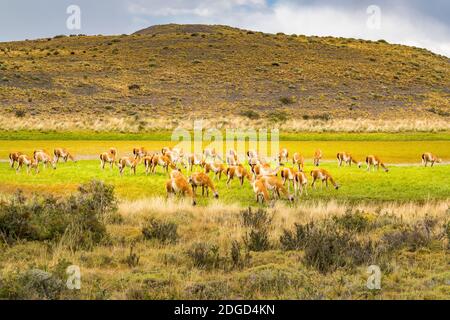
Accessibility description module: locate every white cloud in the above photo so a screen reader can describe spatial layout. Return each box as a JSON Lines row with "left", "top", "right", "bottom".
{"left": 128, "top": 0, "right": 450, "bottom": 57}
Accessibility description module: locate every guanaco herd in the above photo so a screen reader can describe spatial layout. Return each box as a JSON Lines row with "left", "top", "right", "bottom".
{"left": 8, "top": 147, "right": 443, "bottom": 205}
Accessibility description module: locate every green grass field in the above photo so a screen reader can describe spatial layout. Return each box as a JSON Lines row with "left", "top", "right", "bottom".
{"left": 2, "top": 138, "right": 449, "bottom": 203}
{"left": 2, "top": 159, "right": 449, "bottom": 203}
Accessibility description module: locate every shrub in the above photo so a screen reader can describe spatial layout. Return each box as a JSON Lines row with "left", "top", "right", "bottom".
{"left": 267, "top": 110, "right": 288, "bottom": 122}
{"left": 332, "top": 210, "right": 373, "bottom": 232}
{"left": 241, "top": 207, "right": 272, "bottom": 229}
{"left": 128, "top": 84, "right": 140, "bottom": 90}
{"left": 230, "top": 240, "right": 251, "bottom": 269}
{"left": 280, "top": 223, "right": 312, "bottom": 250}
{"left": 0, "top": 181, "right": 116, "bottom": 249}
{"left": 14, "top": 109, "right": 26, "bottom": 118}
{"left": 279, "top": 96, "right": 297, "bottom": 105}
{"left": 142, "top": 218, "right": 178, "bottom": 244}
{"left": 240, "top": 109, "right": 260, "bottom": 120}
{"left": 187, "top": 242, "right": 222, "bottom": 270}
{"left": 244, "top": 229, "right": 271, "bottom": 252}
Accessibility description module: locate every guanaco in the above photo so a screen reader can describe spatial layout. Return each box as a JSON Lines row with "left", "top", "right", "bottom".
{"left": 226, "top": 149, "right": 239, "bottom": 166}
{"left": 278, "top": 148, "right": 289, "bottom": 165}
{"left": 189, "top": 172, "right": 219, "bottom": 198}
{"left": 251, "top": 163, "right": 280, "bottom": 178}
{"left": 204, "top": 148, "right": 220, "bottom": 161}
{"left": 251, "top": 178, "right": 270, "bottom": 204}
{"left": 187, "top": 154, "right": 205, "bottom": 172}
{"left": 313, "top": 149, "right": 323, "bottom": 166}
{"left": 166, "top": 172, "right": 196, "bottom": 206}
{"left": 9, "top": 152, "right": 22, "bottom": 169}
{"left": 16, "top": 155, "right": 39, "bottom": 174}
{"left": 280, "top": 167, "right": 296, "bottom": 193}
{"left": 149, "top": 154, "right": 176, "bottom": 174}
{"left": 258, "top": 175, "right": 294, "bottom": 202}
{"left": 337, "top": 152, "right": 361, "bottom": 168}
{"left": 100, "top": 148, "right": 117, "bottom": 170}
{"left": 54, "top": 148, "right": 76, "bottom": 163}
{"left": 311, "top": 168, "right": 339, "bottom": 190}
{"left": 422, "top": 153, "right": 442, "bottom": 167}
{"left": 366, "top": 155, "right": 389, "bottom": 172}
{"left": 118, "top": 157, "right": 140, "bottom": 176}
{"left": 34, "top": 150, "right": 56, "bottom": 169}
{"left": 247, "top": 149, "right": 259, "bottom": 164}
{"left": 292, "top": 153, "right": 305, "bottom": 171}
{"left": 133, "top": 147, "right": 148, "bottom": 159}
{"left": 226, "top": 165, "right": 252, "bottom": 187}
{"left": 294, "top": 171, "right": 308, "bottom": 196}
{"left": 204, "top": 162, "right": 226, "bottom": 180}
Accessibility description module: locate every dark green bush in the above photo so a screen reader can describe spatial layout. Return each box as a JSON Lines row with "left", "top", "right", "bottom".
{"left": 142, "top": 218, "right": 178, "bottom": 244}
{"left": 0, "top": 180, "right": 116, "bottom": 249}
{"left": 241, "top": 207, "right": 272, "bottom": 229}
{"left": 187, "top": 242, "right": 222, "bottom": 270}
{"left": 332, "top": 210, "right": 372, "bottom": 232}
{"left": 240, "top": 109, "right": 260, "bottom": 120}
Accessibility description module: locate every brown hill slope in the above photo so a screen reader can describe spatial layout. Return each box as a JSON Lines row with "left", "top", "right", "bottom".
{"left": 0, "top": 24, "right": 448, "bottom": 131}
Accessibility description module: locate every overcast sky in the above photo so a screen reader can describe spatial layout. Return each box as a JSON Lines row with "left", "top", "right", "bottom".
{"left": 1, "top": 0, "right": 449, "bottom": 57}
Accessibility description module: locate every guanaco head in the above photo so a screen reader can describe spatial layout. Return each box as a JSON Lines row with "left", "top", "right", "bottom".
{"left": 437, "top": 158, "right": 442, "bottom": 163}
{"left": 357, "top": 162, "right": 362, "bottom": 168}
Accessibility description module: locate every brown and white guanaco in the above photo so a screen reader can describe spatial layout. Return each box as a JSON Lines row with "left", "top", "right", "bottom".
{"left": 337, "top": 152, "right": 361, "bottom": 168}
{"left": 313, "top": 149, "right": 323, "bottom": 166}
{"left": 311, "top": 168, "right": 339, "bottom": 189}
{"left": 366, "top": 155, "right": 389, "bottom": 172}
{"left": 166, "top": 170, "right": 196, "bottom": 206}
{"left": 422, "top": 153, "right": 442, "bottom": 167}
{"left": 54, "top": 148, "right": 76, "bottom": 163}
{"left": 9, "top": 152, "right": 22, "bottom": 169}
{"left": 189, "top": 172, "right": 219, "bottom": 198}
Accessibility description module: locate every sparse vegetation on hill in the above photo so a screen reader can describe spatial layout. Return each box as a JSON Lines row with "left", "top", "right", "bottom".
{"left": 0, "top": 24, "right": 448, "bottom": 132}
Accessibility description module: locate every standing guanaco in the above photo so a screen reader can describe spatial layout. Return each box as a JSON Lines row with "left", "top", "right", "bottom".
{"left": 294, "top": 171, "right": 308, "bottom": 196}
{"left": 292, "top": 153, "right": 305, "bottom": 171}
{"left": 9, "top": 152, "right": 22, "bottom": 169}
{"left": 311, "top": 168, "right": 339, "bottom": 190}
{"left": 278, "top": 148, "right": 289, "bottom": 165}
{"left": 251, "top": 163, "right": 280, "bottom": 178}
{"left": 100, "top": 148, "right": 117, "bottom": 170}
{"left": 366, "top": 155, "right": 389, "bottom": 172}
{"left": 422, "top": 153, "right": 442, "bottom": 167}
{"left": 187, "top": 154, "right": 205, "bottom": 172}
{"left": 16, "top": 154, "right": 39, "bottom": 174}
{"left": 280, "top": 167, "right": 296, "bottom": 193}
{"left": 166, "top": 171, "right": 196, "bottom": 206}
{"left": 251, "top": 178, "right": 270, "bottom": 204}
{"left": 226, "top": 165, "right": 252, "bottom": 187}
{"left": 204, "top": 162, "right": 226, "bottom": 180}
{"left": 337, "top": 152, "right": 361, "bottom": 168}
{"left": 54, "top": 148, "right": 76, "bottom": 163}
{"left": 226, "top": 149, "right": 239, "bottom": 166}
{"left": 118, "top": 157, "right": 140, "bottom": 176}
{"left": 313, "top": 149, "right": 323, "bottom": 166}
{"left": 189, "top": 172, "right": 219, "bottom": 198}
{"left": 133, "top": 147, "right": 148, "bottom": 159}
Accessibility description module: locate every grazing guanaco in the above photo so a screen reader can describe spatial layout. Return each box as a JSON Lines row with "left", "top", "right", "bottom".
{"left": 16, "top": 155, "right": 39, "bottom": 174}
{"left": 337, "top": 152, "right": 361, "bottom": 168}
{"left": 226, "top": 165, "right": 252, "bottom": 187}
{"left": 251, "top": 178, "right": 270, "bottom": 204}
{"left": 148, "top": 154, "right": 176, "bottom": 174}
{"left": 100, "top": 148, "right": 117, "bottom": 170}
{"left": 118, "top": 157, "right": 140, "bottom": 176}
{"left": 422, "top": 153, "right": 442, "bottom": 167}
{"left": 187, "top": 154, "right": 205, "bottom": 172}
{"left": 258, "top": 175, "right": 294, "bottom": 202}
{"left": 292, "top": 153, "right": 305, "bottom": 172}
{"left": 294, "top": 171, "right": 308, "bottom": 196}
{"left": 313, "top": 149, "right": 323, "bottom": 166}
{"left": 366, "top": 155, "right": 389, "bottom": 172}
{"left": 133, "top": 147, "right": 148, "bottom": 159}
{"left": 9, "top": 152, "right": 22, "bottom": 169}
{"left": 166, "top": 149, "right": 186, "bottom": 169}
{"left": 204, "top": 162, "right": 226, "bottom": 180}
{"left": 189, "top": 172, "right": 219, "bottom": 198}
{"left": 311, "top": 168, "right": 339, "bottom": 190}
{"left": 34, "top": 150, "right": 56, "bottom": 169}
{"left": 54, "top": 148, "right": 76, "bottom": 163}
{"left": 278, "top": 148, "right": 289, "bottom": 165}
{"left": 166, "top": 171, "right": 196, "bottom": 206}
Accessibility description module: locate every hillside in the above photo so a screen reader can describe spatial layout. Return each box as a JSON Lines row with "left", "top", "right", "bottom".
{"left": 0, "top": 24, "right": 449, "bottom": 132}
